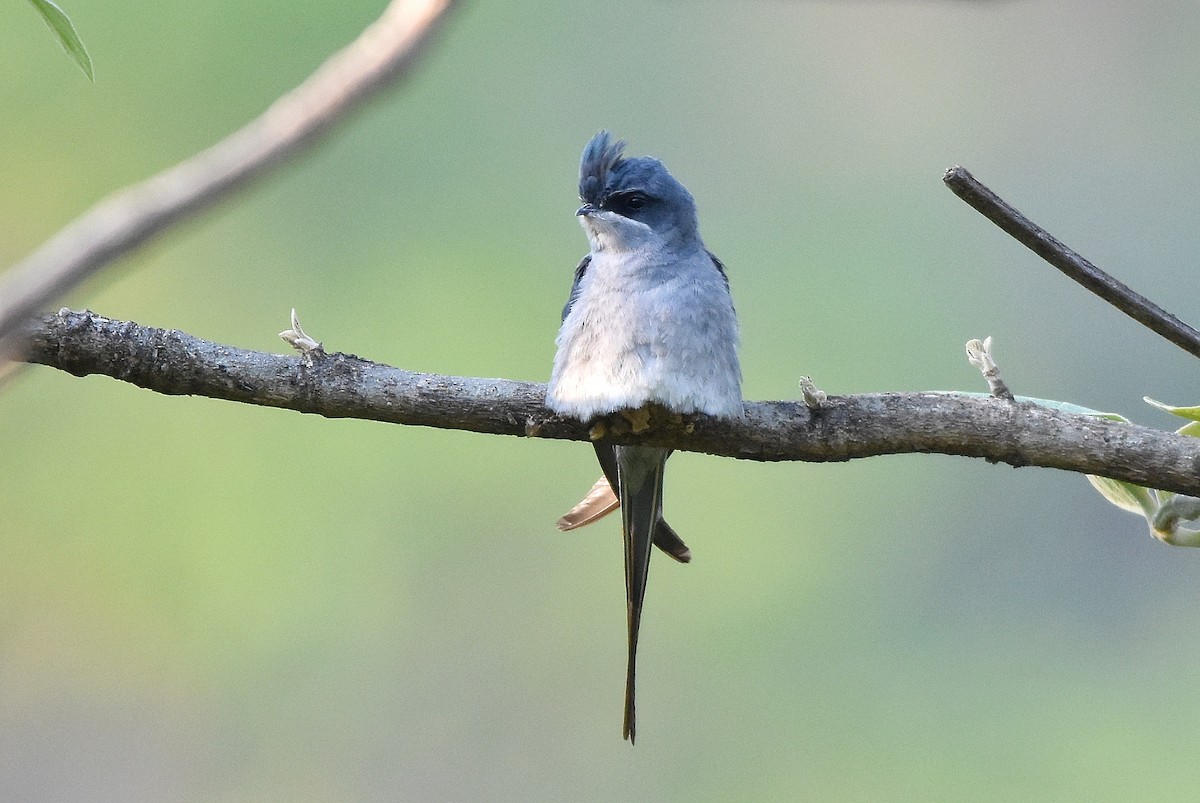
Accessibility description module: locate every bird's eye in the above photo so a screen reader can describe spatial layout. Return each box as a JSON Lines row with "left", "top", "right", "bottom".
{"left": 625, "top": 193, "right": 648, "bottom": 210}
{"left": 601, "top": 191, "right": 652, "bottom": 215}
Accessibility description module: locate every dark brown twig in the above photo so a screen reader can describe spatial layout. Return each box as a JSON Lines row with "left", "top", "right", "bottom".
{"left": 943, "top": 166, "right": 1200, "bottom": 360}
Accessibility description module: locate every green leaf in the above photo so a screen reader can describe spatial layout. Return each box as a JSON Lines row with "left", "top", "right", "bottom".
{"left": 27, "top": 0, "right": 93, "bottom": 81}
{"left": 948, "top": 392, "right": 1174, "bottom": 527}
{"left": 947, "top": 392, "right": 1130, "bottom": 422}
{"left": 1144, "top": 397, "right": 1200, "bottom": 423}
{"left": 1085, "top": 474, "right": 1158, "bottom": 518}
{"left": 1151, "top": 495, "right": 1200, "bottom": 547}
{"left": 1158, "top": 527, "right": 1200, "bottom": 547}
{"left": 1023, "top": 398, "right": 1128, "bottom": 422}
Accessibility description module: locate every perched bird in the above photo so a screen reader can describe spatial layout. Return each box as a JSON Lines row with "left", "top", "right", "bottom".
{"left": 546, "top": 132, "right": 742, "bottom": 742}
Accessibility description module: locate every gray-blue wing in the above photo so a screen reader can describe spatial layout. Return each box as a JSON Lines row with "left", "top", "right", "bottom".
{"left": 562, "top": 254, "right": 591, "bottom": 321}
{"left": 707, "top": 249, "right": 731, "bottom": 291}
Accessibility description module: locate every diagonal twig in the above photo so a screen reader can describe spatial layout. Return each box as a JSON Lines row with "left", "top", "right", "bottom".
{"left": 943, "top": 166, "right": 1200, "bottom": 360}
{"left": 0, "top": 0, "right": 456, "bottom": 352}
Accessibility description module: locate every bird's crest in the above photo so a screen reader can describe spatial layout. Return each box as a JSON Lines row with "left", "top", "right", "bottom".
{"left": 579, "top": 131, "right": 626, "bottom": 206}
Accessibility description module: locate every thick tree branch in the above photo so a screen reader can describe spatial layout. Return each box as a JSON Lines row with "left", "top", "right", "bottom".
{"left": 21, "top": 311, "right": 1200, "bottom": 497}
{"left": 0, "top": 0, "right": 455, "bottom": 352}
{"left": 943, "top": 166, "right": 1200, "bottom": 359}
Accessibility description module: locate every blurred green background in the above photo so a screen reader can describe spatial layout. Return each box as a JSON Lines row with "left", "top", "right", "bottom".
{"left": 4, "top": 0, "right": 1200, "bottom": 799}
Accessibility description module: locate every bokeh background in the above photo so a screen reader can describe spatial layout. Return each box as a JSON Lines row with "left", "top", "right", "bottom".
{"left": 4, "top": 1, "right": 1200, "bottom": 799}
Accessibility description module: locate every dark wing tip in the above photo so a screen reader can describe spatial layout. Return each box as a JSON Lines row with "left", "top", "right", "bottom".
{"left": 654, "top": 520, "right": 692, "bottom": 563}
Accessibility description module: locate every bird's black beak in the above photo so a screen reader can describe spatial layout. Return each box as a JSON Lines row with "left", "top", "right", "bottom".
{"left": 576, "top": 203, "right": 598, "bottom": 217}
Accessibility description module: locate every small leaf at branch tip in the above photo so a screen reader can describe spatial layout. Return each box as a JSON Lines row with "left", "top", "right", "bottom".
{"left": 1150, "top": 494, "right": 1200, "bottom": 545}
{"left": 1086, "top": 474, "right": 1158, "bottom": 518}
{"left": 1156, "top": 526, "right": 1200, "bottom": 548}
{"left": 588, "top": 421, "right": 607, "bottom": 441}
{"left": 1087, "top": 476, "right": 1200, "bottom": 548}
{"left": 798, "top": 376, "right": 827, "bottom": 409}
{"left": 279, "top": 308, "right": 323, "bottom": 355}
{"left": 964, "top": 336, "right": 995, "bottom": 372}
{"left": 1143, "top": 397, "right": 1200, "bottom": 423}
{"left": 965, "top": 336, "right": 1014, "bottom": 400}
{"left": 1176, "top": 421, "right": 1200, "bottom": 438}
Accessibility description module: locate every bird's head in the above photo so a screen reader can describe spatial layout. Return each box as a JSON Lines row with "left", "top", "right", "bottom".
{"left": 576, "top": 131, "right": 700, "bottom": 253}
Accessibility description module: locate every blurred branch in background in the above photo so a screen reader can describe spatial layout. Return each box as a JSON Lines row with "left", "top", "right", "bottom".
{"left": 21, "top": 309, "right": 1200, "bottom": 498}
{"left": 0, "top": 0, "right": 456, "bottom": 355}
{"left": 943, "top": 166, "right": 1200, "bottom": 359}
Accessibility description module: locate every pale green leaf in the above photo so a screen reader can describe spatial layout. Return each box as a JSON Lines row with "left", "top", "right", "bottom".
{"left": 1085, "top": 474, "right": 1158, "bottom": 518}
{"left": 1151, "top": 496, "right": 1200, "bottom": 547}
{"left": 27, "top": 0, "right": 93, "bottom": 81}
{"left": 940, "top": 391, "right": 1128, "bottom": 421}
{"left": 1157, "top": 527, "right": 1200, "bottom": 547}
{"left": 1176, "top": 421, "right": 1200, "bottom": 438}
{"left": 1144, "top": 397, "right": 1200, "bottom": 423}
{"left": 1024, "top": 398, "right": 1128, "bottom": 422}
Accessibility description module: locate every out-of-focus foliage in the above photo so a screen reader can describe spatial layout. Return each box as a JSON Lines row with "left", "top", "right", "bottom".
{"left": 25, "top": 0, "right": 92, "bottom": 80}
{"left": 4, "top": 2, "right": 1200, "bottom": 799}
{"left": 1086, "top": 398, "right": 1200, "bottom": 546}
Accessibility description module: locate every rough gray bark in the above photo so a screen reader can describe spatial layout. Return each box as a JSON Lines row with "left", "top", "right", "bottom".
{"left": 19, "top": 310, "right": 1200, "bottom": 496}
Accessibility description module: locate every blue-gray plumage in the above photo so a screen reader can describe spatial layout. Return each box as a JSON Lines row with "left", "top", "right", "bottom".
{"left": 546, "top": 132, "right": 742, "bottom": 742}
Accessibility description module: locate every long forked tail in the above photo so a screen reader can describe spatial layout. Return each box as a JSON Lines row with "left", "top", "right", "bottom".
{"left": 557, "top": 444, "right": 690, "bottom": 562}
{"left": 616, "top": 445, "right": 669, "bottom": 743}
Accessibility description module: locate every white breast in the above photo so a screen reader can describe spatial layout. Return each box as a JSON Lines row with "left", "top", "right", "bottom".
{"left": 545, "top": 249, "right": 742, "bottom": 421}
